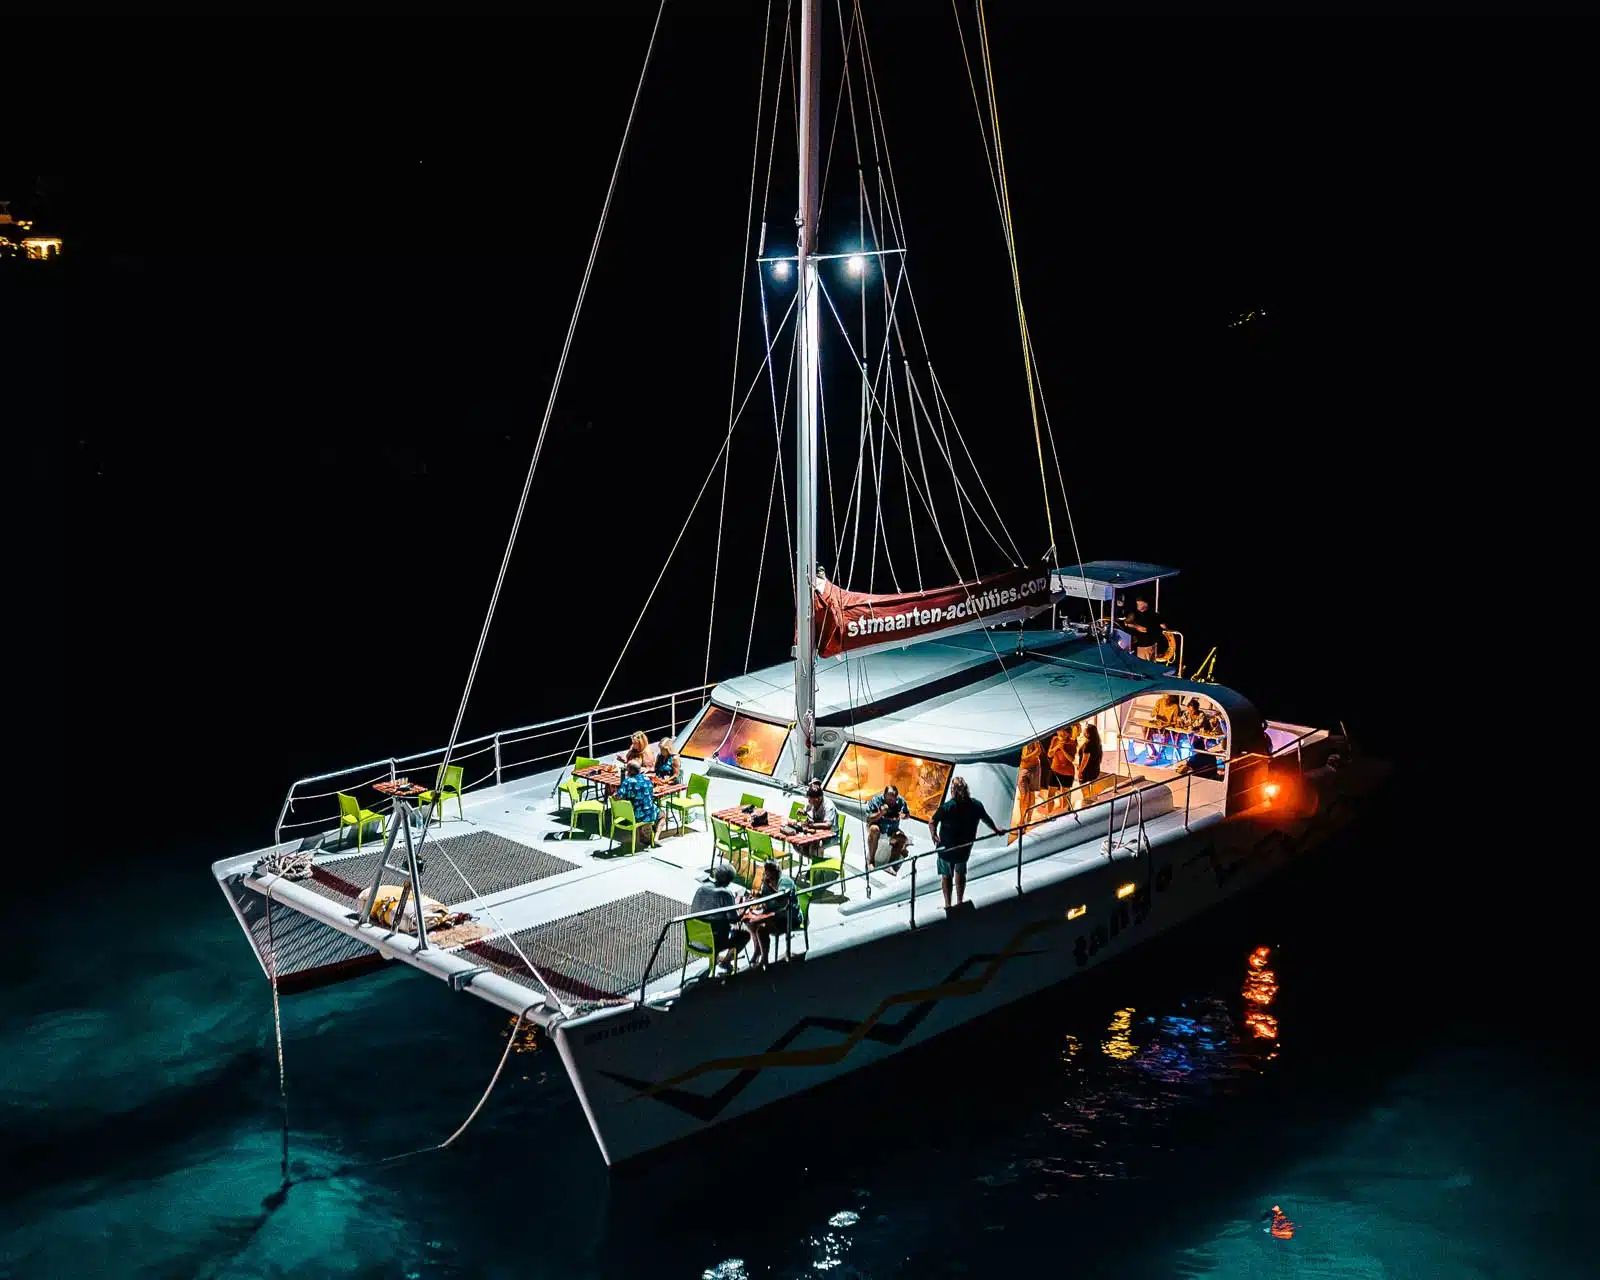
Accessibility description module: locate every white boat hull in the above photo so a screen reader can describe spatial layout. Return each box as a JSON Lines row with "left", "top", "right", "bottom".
{"left": 556, "top": 767, "right": 1376, "bottom": 1166}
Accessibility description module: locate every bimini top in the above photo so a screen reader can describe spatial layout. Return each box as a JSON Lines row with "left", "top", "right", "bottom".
{"left": 711, "top": 628, "right": 1075, "bottom": 725}
{"left": 1052, "top": 560, "right": 1179, "bottom": 602}
{"left": 844, "top": 635, "right": 1263, "bottom": 760}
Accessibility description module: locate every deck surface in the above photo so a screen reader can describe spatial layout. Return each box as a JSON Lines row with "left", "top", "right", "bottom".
{"left": 222, "top": 765, "right": 1225, "bottom": 1008}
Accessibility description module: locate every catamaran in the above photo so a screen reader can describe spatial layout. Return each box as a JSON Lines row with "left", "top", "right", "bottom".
{"left": 212, "top": 1, "right": 1383, "bottom": 1168}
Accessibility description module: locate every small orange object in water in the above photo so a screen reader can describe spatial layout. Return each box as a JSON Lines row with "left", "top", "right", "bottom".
{"left": 1249, "top": 946, "right": 1271, "bottom": 970}
{"left": 1269, "top": 1205, "right": 1297, "bottom": 1239}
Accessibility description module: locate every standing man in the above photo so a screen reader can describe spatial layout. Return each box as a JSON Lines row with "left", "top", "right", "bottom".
{"left": 929, "top": 776, "right": 1001, "bottom": 910}
{"left": 865, "top": 783, "right": 910, "bottom": 873}
{"left": 1128, "top": 597, "right": 1165, "bottom": 661}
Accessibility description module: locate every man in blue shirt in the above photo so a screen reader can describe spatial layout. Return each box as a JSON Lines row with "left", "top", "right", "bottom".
{"left": 866, "top": 783, "right": 910, "bottom": 873}
{"left": 928, "top": 776, "right": 1001, "bottom": 910}
{"left": 615, "top": 760, "right": 659, "bottom": 847}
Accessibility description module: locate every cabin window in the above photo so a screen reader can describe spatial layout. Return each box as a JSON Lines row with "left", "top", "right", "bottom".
{"left": 826, "top": 745, "right": 951, "bottom": 821}
{"left": 1120, "top": 692, "right": 1227, "bottom": 774}
{"left": 681, "top": 707, "right": 788, "bottom": 776}
{"left": 682, "top": 706, "right": 735, "bottom": 759}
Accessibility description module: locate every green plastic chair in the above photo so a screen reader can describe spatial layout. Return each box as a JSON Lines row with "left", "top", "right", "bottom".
{"left": 557, "top": 770, "right": 591, "bottom": 820}
{"left": 419, "top": 764, "right": 464, "bottom": 825}
{"left": 608, "top": 797, "right": 649, "bottom": 857}
{"left": 711, "top": 815, "right": 746, "bottom": 871}
{"left": 747, "top": 828, "right": 784, "bottom": 875}
{"left": 664, "top": 772, "right": 710, "bottom": 835}
{"left": 739, "top": 792, "right": 766, "bottom": 812}
{"left": 807, "top": 830, "right": 850, "bottom": 895}
{"left": 337, "top": 792, "right": 385, "bottom": 850}
{"left": 562, "top": 766, "right": 606, "bottom": 839}
{"left": 789, "top": 800, "right": 808, "bottom": 822}
{"left": 572, "top": 756, "right": 601, "bottom": 798}
{"left": 681, "top": 916, "right": 737, "bottom": 985}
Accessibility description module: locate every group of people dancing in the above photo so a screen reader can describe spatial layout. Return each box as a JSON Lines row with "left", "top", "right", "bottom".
{"left": 1018, "top": 721, "right": 1104, "bottom": 822}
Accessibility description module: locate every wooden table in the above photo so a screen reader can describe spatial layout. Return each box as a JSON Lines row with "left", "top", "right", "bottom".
{"left": 712, "top": 805, "right": 836, "bottom": 872}
{"left": 576, "top": 764, "right": 687, "bottom": 801}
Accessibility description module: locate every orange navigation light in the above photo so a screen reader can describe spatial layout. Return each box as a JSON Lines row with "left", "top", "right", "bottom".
{"left": 1249, "top": 945, "right": 1271, "bottom": 970}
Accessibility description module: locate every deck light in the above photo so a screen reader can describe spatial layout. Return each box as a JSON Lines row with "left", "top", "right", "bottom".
{"left": 1115, "top": 882, "right": 1136, "bottom": 899}
{"left": 846, "top": 254, "right": 867, "bottom": 277}
{"left": 1067, "top": 904, "right": 1087, "bottom": 920}
{"left": 1264, "top": 783, "right": 1280, "bottom": 801}
{"left": 772, "top": 259, "right": 791, "bottom": 281}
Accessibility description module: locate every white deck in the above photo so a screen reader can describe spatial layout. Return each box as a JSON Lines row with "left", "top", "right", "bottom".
{"left": 217, "top": 763, "right": 1227, "bottom": 1015}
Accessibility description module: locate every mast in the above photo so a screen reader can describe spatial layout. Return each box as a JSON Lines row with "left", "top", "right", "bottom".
{"left": 793, "top": 0, "right": 823, "bottom": 786}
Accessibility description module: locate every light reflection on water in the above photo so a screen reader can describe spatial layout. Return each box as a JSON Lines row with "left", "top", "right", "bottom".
{"left": 1011, "top": 943, "right": 1288, "bottom": 1198}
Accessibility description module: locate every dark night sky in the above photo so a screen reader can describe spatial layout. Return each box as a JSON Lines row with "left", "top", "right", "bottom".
{"left": 12, "top": 7, "right": 1578, "bottom": 868}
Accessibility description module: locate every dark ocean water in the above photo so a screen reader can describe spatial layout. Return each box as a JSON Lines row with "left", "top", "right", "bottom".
{"left": 3, "top": 788, "right": 1593, "bottom": 1279}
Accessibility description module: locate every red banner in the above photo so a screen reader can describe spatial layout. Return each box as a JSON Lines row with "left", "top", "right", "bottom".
{"left": 813, "top": 567, "right": 1054, "bottom": 658}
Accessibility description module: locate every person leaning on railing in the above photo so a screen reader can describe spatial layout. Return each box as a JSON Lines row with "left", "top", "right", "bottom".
{"left": 929, "top": 776, "right": 1001, "bottom": 911}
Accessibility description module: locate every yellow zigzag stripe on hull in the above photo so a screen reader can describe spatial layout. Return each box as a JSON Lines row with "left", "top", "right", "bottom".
{"left": 628, "top": 914, "right": 1065, "bottom": 1100}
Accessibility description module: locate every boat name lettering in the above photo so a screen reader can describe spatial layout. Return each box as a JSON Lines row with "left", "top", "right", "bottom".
{"left": 583, "top": 1016, "right": 650, "bottom": 1046}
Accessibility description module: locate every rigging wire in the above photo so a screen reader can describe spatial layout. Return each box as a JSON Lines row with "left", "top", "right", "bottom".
{"left": 706, "top": 0, "right": 778, "bottom": 687}
{"left": 956, "top": 0, "right": 1111, "bottom": 695}
{"left": 392, "top": 0, "right": 668, "bottom": 1015}
{"left": 974, "top": 0, "right": 1055, "bottom": 572}
{"left": 580, "top": 292, "right": 801, "bottom": 727}
{"left": 746, "top": 314, "right": 800, "bottom": 671}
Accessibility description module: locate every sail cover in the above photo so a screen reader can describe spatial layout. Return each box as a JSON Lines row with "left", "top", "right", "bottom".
{"left": 813, "top": 567, "right": 1054, "bottom": 658}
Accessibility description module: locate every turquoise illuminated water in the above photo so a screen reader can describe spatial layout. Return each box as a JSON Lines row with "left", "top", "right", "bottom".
{"left": 3, "top": 795, "right": 1592, "bottom": 1278}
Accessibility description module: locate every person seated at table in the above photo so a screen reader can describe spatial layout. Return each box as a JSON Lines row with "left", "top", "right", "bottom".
{"left": 1176, "top": 745, "right": 1219, "bottom": 778}
{"left": 865, "top": 784, "right": 911, "bottom": 873}
{"left": 690, "top": 859, "right": 750, "bottom": 972}
{"left": 1177, "top": 696, "right": 1203, "bottom": 729}
{"left": 614, "top": 759, "right": 659, "bottom": 846}
{"left": 742, "top": 858, "right": 798, "bottom": 967}
{"left": 801, "top": 777, "right": 837, "bottom": 834}
{"left": 654, "top": 737, "right": 681, "bottom": 783}
{"left": 618, "top": 731, "right": 657, "bottom": 771}
{"left": 1151, "top": 693, "right": 1182, "bottom": 727}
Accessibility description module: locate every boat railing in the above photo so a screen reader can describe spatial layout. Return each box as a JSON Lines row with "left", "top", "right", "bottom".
{"left": 636, "top": 768, "right": 1209, "bottom": 1006}
{"left": 272, "top": 681, "right": 717, "bottom": 844}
